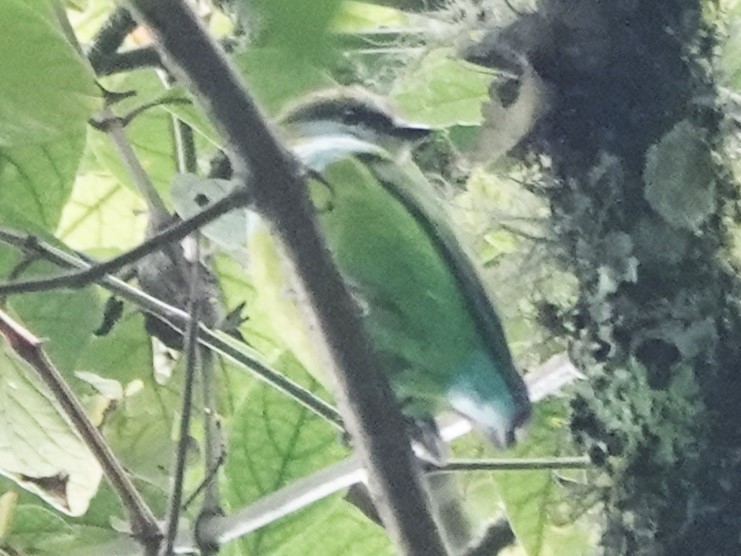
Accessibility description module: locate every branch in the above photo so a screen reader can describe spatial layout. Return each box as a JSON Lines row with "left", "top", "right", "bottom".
{"left": 0, "top": 188, "right": 249, "bottom": 295}
{"left": 163, "top": 237, "right": 201, "bottom": 555}
{"left": 124, "top": 1, "right": 447, "bottom": 554}
{"left": 0, "top": 229, "right": 343, "bottom": 428}
{"left": 0, "top": 310, "right": 161, "bottom": 553}
{"left": 431, "top": 456, "right": 591, "bottom": 473}
{"left": 189, "top": 456, "right": 366, "bottom": 550}
{"left": 86, "top": 6, "right": 138, "bottom": 73}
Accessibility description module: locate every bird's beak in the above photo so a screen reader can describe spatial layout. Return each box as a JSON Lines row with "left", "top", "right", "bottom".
{"left": 392, "top": 122, "right": 432, "bottom": 142}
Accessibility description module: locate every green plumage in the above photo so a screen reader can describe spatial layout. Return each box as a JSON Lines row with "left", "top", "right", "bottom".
{"left": 248, "top": 94, "right": 531, "bottom": 448}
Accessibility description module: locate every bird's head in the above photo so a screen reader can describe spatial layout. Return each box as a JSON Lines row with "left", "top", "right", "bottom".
{"left": 280, "top": 88, "right": 431, "bottom": 155}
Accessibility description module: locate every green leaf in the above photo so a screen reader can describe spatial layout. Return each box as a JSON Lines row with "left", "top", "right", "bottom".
{"left": 234, "top": 48, "right": 336, "bottom": 114}
{"left": 76, "top": 312, "right": 174, "bottom": 492}
{"left": 0, "top": 0, "right": 99, "bottom": 146}
{"left": 332, "top": 1, "right": 408, "bottom": 32}
{"left": 224, "top": 357, "right": 392, "bottom": 555}
{"left": 392, "top": 49, "right": 492, "bottom": 127}
{"left": 7, "top": 264, "right": 100, "bottom": 374}
{"left": 0, "top": 130, "right": 86, "bottom": 232}
{"left": 11, "top": 502, "right": 139, "bottom": 556}
{"left": 0, "top": 337, "right": 102, "bottom": 516}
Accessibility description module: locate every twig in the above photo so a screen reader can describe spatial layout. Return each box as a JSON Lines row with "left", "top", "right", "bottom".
{"left": 430, "top": 456, "right": 592, "bottom": 473}
{"left": 92, "top": 106, "right": 170, "bottom": 223}
{"left": 86, "top": 6, "right": 138, "bottom": 73}
{"left": 0, "top": 188, "right": 250, "bottom": 296}
{"left": 163, "top": 236, "right": 202, "bottom": 556}
{"left": 0, "top": 229, "right": 343, "bottom": 428}
{"left": 0, "top": 310, "right": 162, "bottom": 552}
{"left": 94, "top": 46, "right": 163, "bottom": 76}
{"left": 165, "top": 81, "right": 224, "bottom": 530}
{"left": 126, "top": 1, "right": 447, "bottom": 554}
{"left": 192, "top": 456, "right": 366, "bottom": 549}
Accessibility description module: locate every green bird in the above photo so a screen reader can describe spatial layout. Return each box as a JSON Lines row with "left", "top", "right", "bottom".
{"left": 248, "top": 88, "right": 531, "bottom": 451}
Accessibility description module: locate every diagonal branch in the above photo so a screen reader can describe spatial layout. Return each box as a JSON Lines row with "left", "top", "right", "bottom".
{"left": 0, "top": 310, "right": 162, "bottom": 553}
{"left": 0, "top": 188, "right": 249, "bottom": 296}
{"left": 125, "top": 1, "right": 447, "bottom": 554}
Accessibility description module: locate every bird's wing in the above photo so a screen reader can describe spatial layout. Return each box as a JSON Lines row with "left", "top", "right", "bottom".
{"left": 364, "top": 156, "right": 531, "bottom": 421}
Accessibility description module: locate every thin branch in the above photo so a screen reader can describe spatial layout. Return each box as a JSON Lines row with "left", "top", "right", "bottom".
{"left": 165, "top": 93, "right": 224, "bottom": 525}
{"left": 0, "top": 188, "right": 250, "bottom": 295}
{"left": 191, "top": 456, "right": 366, "bottom": 549}
{"left": 430, "top": 456, "right": 592, "bottom": 473}
{"left": 125, "top": 1, "right": 447, "bottom": 554}
{"left": 0, "top": 229, "right": 343, "bottom": 428}
{"left": 184, "top": 454, "right": 590, "bottom": 551}
{"left": 86, "top": 6, "right": 138, "bottom": 73}
{"left": 163, "top": 236, "right": 202, "bottom": 556}
{"left": 95, "top": 46, "right": 163, "bottom": 76}
{"left": 0, "top": 310, "right": 162, "bottom": 552}
{"left": 93, "top": 107, "right": 170, "bottom": 223}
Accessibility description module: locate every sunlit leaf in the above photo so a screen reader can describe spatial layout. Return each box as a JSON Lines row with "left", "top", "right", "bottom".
{"left": 332, "top": 1, "right": 408, "bottom": 32}
{"left": 56, "top": 171, "right": 147, "bottom": 253}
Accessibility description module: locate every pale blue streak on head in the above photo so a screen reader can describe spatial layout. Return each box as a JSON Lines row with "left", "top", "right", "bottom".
{"left": 292, "top": 133, "right": 388, "bottom": 172}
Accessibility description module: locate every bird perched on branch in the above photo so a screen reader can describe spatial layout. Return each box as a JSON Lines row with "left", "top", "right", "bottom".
{"left": 248, "top": 88, "right": 531, "bottom": 451}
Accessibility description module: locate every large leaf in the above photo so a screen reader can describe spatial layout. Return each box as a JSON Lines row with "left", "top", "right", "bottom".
{"left": 76, "top": 311, "right": 175, "bottom": 493}
{"left": 0, "top": 130, "right": 86, "bottom": 232}
{"left": 249, "top": 0, "right": 343, "bottom": 60}
{"left": 6, "top": 267, "right": 100, "bottom": 374}
{"left": 0, "top": 0, "right": 99, "bottom": 146}
{"left": 224, "top": 356, "right": 393, "bottom": 555}
{"left": 0, "top": 330, "right": 102, "bottom": 517}
{"left": 7, "top": 502, "right": 139, "bottom": 556}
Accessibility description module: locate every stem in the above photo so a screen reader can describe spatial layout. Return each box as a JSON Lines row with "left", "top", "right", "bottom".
{"left": 94, "top": 107, "right": 170, "bottom": 224}
{"left": 0, "top": 188, "right": 250, "bottom": 295}
{"left": 431, "top": 456, "right": 592, "bottom": 473}
{"left": 162, "top": 237, "right": 201, "bottom": 555}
